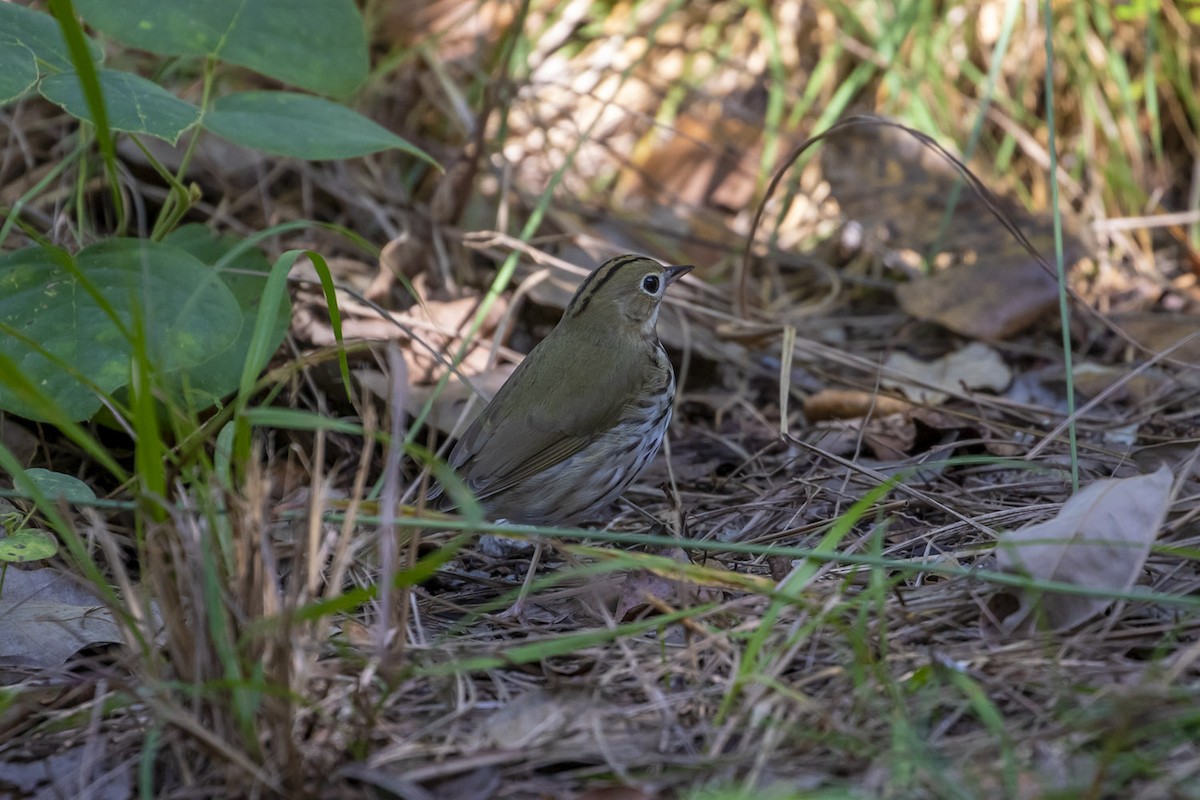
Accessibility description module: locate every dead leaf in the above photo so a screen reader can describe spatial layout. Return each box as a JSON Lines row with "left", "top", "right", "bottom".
{"left": 802, "top": 401, "right": 985, "bottom": 460}
{"left": 1131, "top": 443, "right": 1200, "bottom": 481}
{"left": 1070, "top": 362, "right": 1174, "bottom": 404}
{"left": 894, "top": 258, "right": 1062, "bottom": 340}
{"left": 615, "top": 569, "right": 686, "bottom": 622}
{"left": 474, "top": 689, "right": 598, "bottom": 750}
{"left": 616, "top": 112, "right": 762, "bottom": 212}
{"left": 0, "top": 745, "right": 132, "bottom": 800}
{"left": 339, "top": 619, "right": 372, "bottom": 649}
{"left": 801, "top": 420, "right": 868, "bottom": 458}
{"left": 609, "top": 546, "right": 720, "bottom": 623}
{"left": 0, "top": 568, "right": 124, "bottom": 670}
{"left": 379, "top": 227, "right": 428, "bottom": 283}
{"left": 860, "top": 407, "right": 973, "bottom": 460}
{"left": 379, "top": 362, "right": 516, "bottom": 436}
{"left": 822, "top": 121, "right": 1089, "bottom": 339}
{"left": 859, "top": 413, "right": 919, "bottom": 460}
{"left": 0, "top": 417, "right": 38, "bottom": 467}
{"left": 380, "top": 0, "right": 512, "bottom": 56}
{"left": 402, "top": 293, "right": 510, "bottom": 382}
{"left": 613, "top": 548, "right": 726, "bottom": 621}
{"left": 881, "top": 342, "right": 1012, "bottom": 405}
{"left": 655, "top": 427, "right": 756, "bottom": 485}
{"left": 1111, "top": 311, "right": 1200, "bottom": 365}
{"left": 986, "top": 465, "right": 1174, "bottom": 635}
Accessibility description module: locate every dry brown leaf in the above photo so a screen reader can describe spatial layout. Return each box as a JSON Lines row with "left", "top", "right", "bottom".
{"left": 1111, "top": 311, "right": 1200, "bottom": 365}
{"left": 380, "top": 0, "right": 511, "bottom": 55}
{"left": 894, "top": 258, "right": 1062, "bottom": 340}
{"left": 616, "top": 112, "right": 761, "bottom": 211}
{"left": 474, "top": 689, "right": 598, "bottom": 751}
{"left": 388, "top": 363, "right": 517, "bottom": 436}
{"left": 986, "top": 465, "right": 1174, "bottom": 635}
{"left": 0, "top": 417, "right": 38, "bottom": 467}
{"left": 1130, "top": 443, "right": 1200, "bottom": 481}
{"left": 291, "top": 257, "right": 509, "bottom": 389}
{"left": 881, "top": 342, "right": 1012, "bottom": 405}
{"left": 401, "top": 293, "right": 509, "bottom": 379}
{"left": 1070, "top": 362, "right": 1175, "bottom": 404}
{"left": 339, "top": 618, "right": 372, "bottom": 649}
{"left": 802, "top": 397, "right": 988, "bottom": 460}
{"left": 613, "top": 548, "right": 721, "bottom": 621}
{"left": 860, "top": 412, "right": 919, "bottom": 460}
{"left": 823, "top": 122, "right": 1088, "bottom": 339}
{"left": 615, "top": 569, "right": 686, "bottom": 622}
{"left": 0, "top": 567, "right": 125, "bottom": 670}
{"left": 0, "top": 745, "right": 132, "bottom": 800}
{"left": 379, "top": 228, "right": 427, "bottom": 283}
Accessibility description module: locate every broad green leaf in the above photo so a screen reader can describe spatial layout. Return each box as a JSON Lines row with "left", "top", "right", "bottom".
{"left": 22, "top": 469, "right": 97, "bottom": 503}
{"left": 40, "top": 69, "right": 200, "bottom": 144}
{"left": 0, "top": 3, "right": 102, "bottom": 75}
{"left": 0, "top": 240, "right": 242, "bottom": 422}
{"left": 204, "top": 91, "right": 440, "bottom": 165}
{"left": 0, "top": 530, "right": 58, "bottom": 563}
{"left": 80, "top": 241, "right": 243, "bottom": 375}
{"left": 74, "top": 0, "right": 367, "bottom": 97}
{"left": 0, "top": 35, "right": 38, "bottom": 104}
{"left": 161, "top": 225, "right": 291, "bottom": 408}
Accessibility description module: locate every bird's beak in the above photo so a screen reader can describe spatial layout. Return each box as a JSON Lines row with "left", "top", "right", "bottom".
{"left": 663, "top": 264, "right": 693, "bottom": 285}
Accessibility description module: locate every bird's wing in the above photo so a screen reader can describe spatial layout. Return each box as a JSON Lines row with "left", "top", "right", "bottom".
{"left": 447, "top": 334, "right": 644, "bottom": 502}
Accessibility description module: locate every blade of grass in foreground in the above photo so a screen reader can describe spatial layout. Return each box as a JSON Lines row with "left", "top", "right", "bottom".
{"left": 1043, "top": 0, "right": 1078, "bottom": 490}
{"left": 718, "top": 479, "right": 896, "bottom": 720}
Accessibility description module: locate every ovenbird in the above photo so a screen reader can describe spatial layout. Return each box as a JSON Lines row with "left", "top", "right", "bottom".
{"left": 435, "top": 255, "right": 692, "bottom": 525}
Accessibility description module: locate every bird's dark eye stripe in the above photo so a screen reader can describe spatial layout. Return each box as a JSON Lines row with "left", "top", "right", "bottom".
{"left": 567, "top": 254, "right": 646, "bottom": 317}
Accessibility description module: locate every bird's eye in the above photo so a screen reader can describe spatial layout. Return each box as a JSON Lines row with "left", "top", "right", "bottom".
{"left": 641, "top": 274, "right": 661, "bottom": 295}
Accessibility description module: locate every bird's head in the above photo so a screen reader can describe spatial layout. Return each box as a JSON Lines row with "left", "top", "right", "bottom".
{"left": 563, "top": 255, "right": 692, "bottom": 335}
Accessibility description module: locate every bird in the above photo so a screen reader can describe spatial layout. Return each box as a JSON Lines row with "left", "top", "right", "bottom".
{"left": 430, "top": 254, "right": 691, "bottom": 611}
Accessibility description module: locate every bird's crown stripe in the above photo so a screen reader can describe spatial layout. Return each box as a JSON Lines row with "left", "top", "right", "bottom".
{"left": 567, "top": 254, "right": 646, "bottom": 317}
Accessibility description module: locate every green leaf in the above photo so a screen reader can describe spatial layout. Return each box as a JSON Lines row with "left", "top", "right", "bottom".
{"left": 40, "top": 69, "right": 200, "bottom": 144}
{"left": 204, "top": 91, "right": 440, "bottom": 166}
{"left": 0, "top": 35, "right": 39, "bottom": 104}
{"left": 22, "top": 469, "right": 97, "bottom": 503}
{"left": 74, "top": 0, "right": 368, "bottom": 97}
{"left": 0, "top": 2, "right": 102, "bottom": 75}
{"left": 161, "top": 225, "right": 291, "bottom": 408}
{"left": 0, "top": 240, "right": 242, "bottom": 422}
{"left": 0, "top": 530, "right": 58, "bottom": 563}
